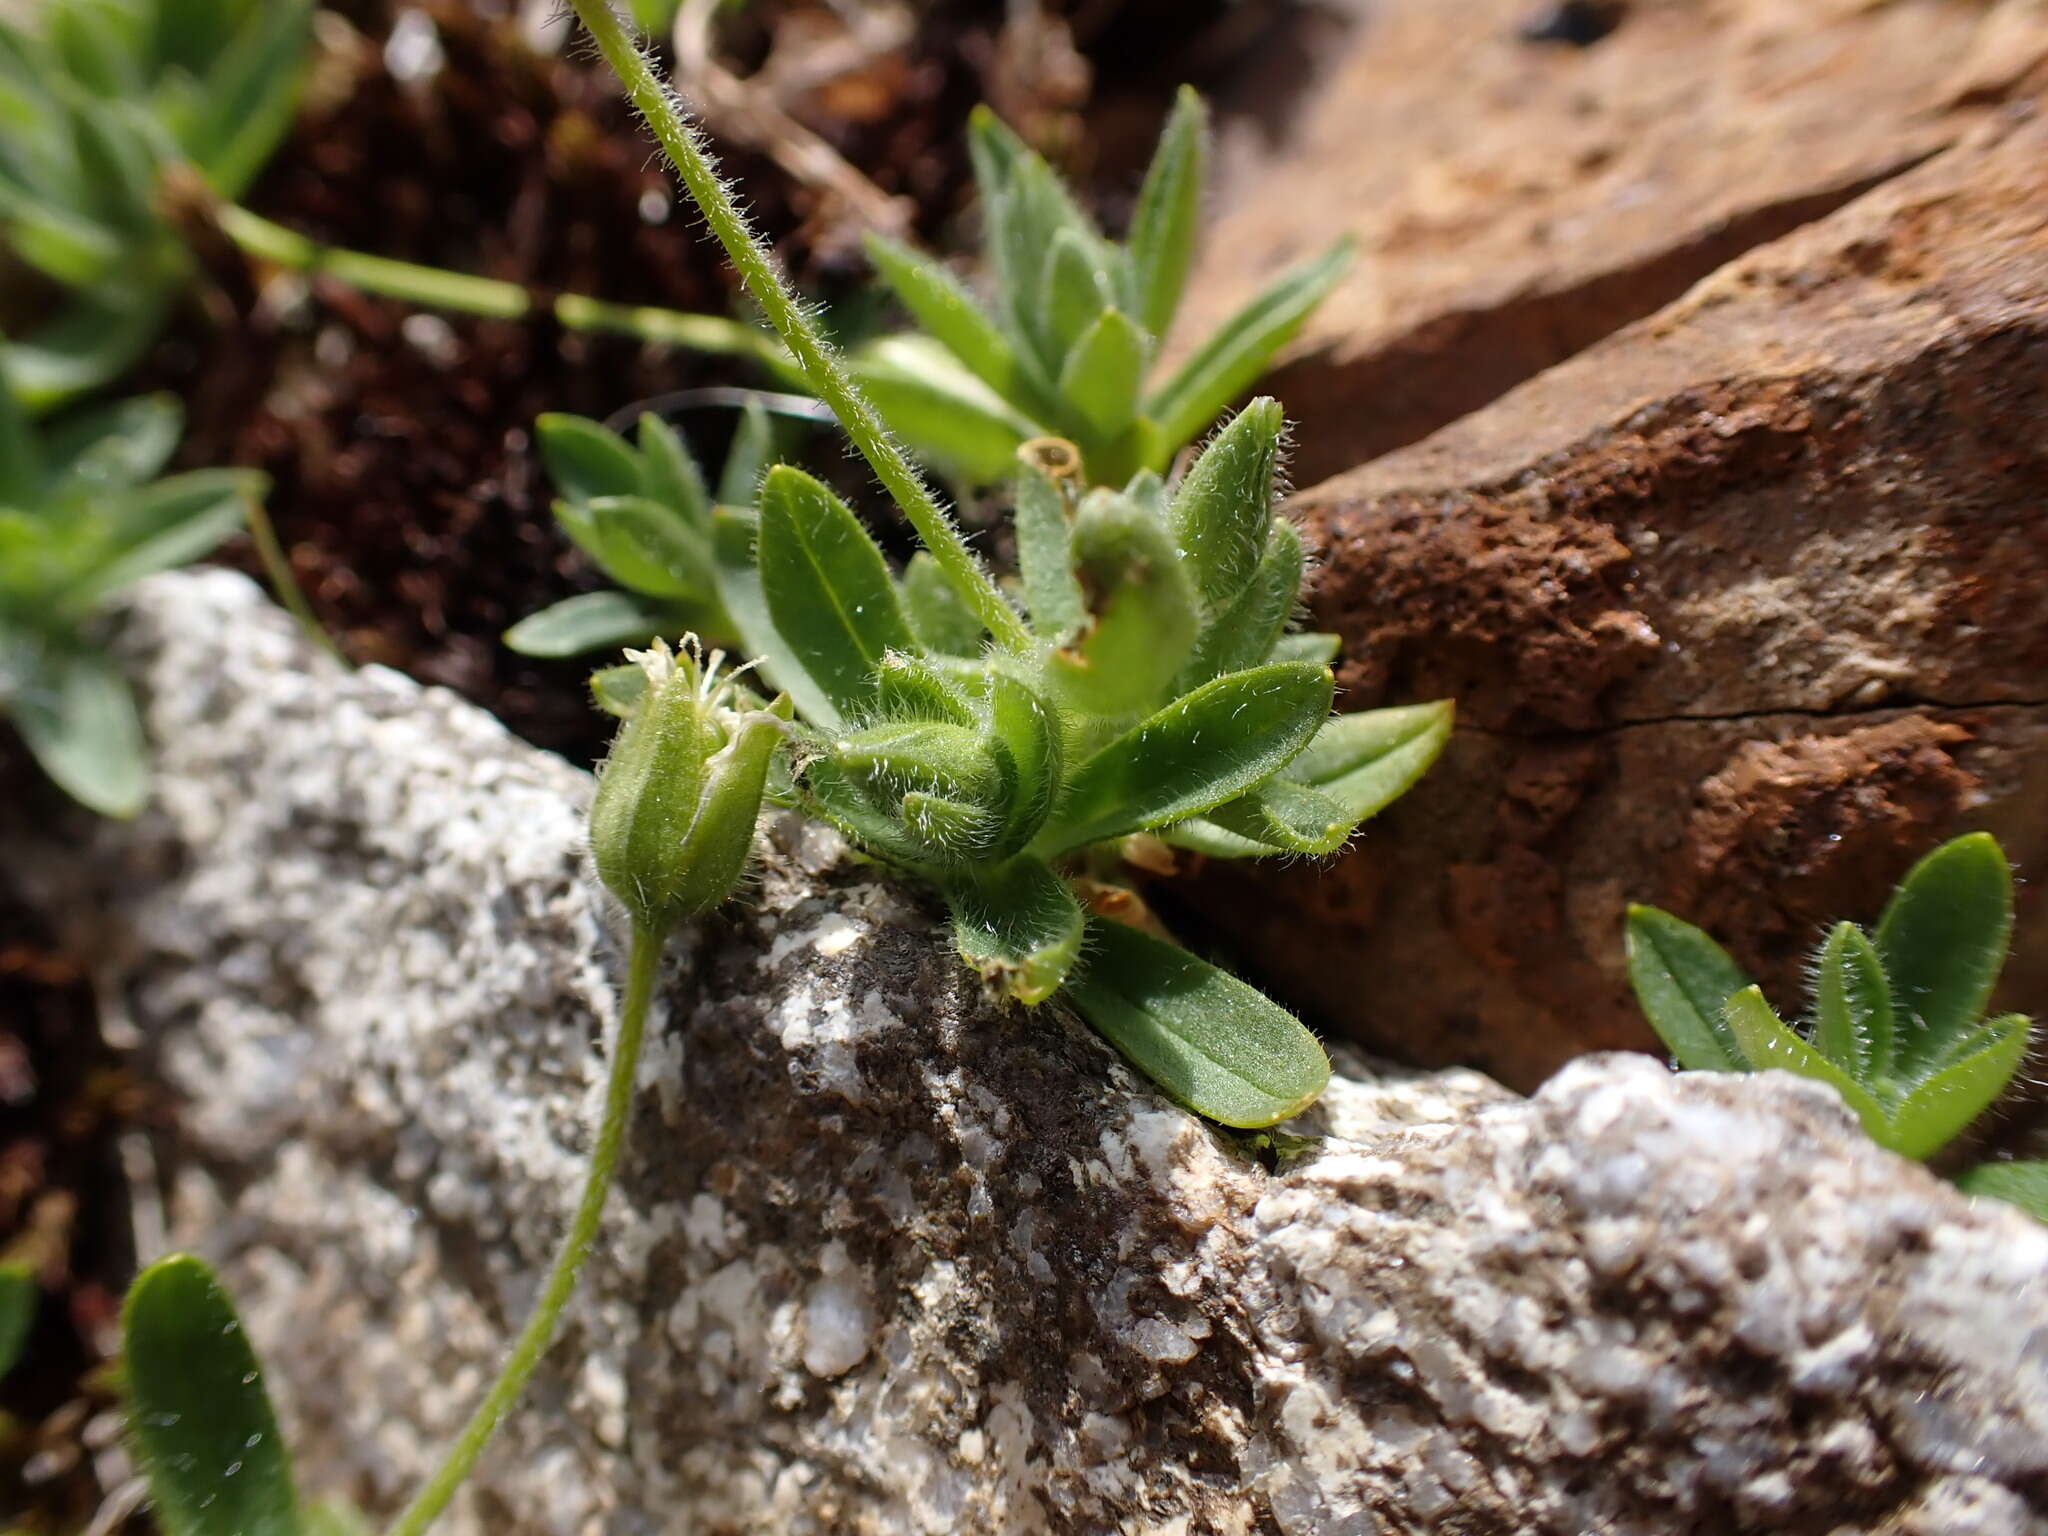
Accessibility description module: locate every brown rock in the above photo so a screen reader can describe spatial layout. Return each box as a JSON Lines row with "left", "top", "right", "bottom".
{"left": 1187, "top": 112, "right": 2048, "bottom": 1092}
{"left": 1175, "top": 0, "right": 2048, "bottom": 481}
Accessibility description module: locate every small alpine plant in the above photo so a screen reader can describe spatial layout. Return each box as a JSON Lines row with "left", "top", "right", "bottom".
{"left": 848, "top": 89, "right": 1354, "bottom": 487}
{"left": 1627, "top": 832, "right": 2047, "bottom": 1220}
{"left": 561, "top": 0, "right": 1451, "bottom": 1130}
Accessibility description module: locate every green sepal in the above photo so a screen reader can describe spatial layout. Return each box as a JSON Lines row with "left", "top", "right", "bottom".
{"left": 536, "top": 413, "right": 643, "bottom": 503}
{"left": 121, "top": 1254, "right": 300, "bottom": 1536}
{"left": 1168, "top": 398, "right": 1282, "bottom": 612}
{"left": 1811, "top": 921, "right": 1895, "bottom": 1087}
{"left": 946, "top": 855, "right": 1085, "bottom": 1004}
{"left": 1146, "top": 237, "right": 1354, "bottom": 454}
{"left": 899, "top": 551, "right": 986, "bottom": 657}
{"left": 1953, "top": 1160, "right": 2048, "bottom": 1222}
{"left": 1043, "top": 660, "right": 1333, "bottom": 851}
{"left": 502, "top": 590, "right": 673, "bottom": 659}
{"left": 1126, "top": 85, "right": 1208, "bottom": 339}
{"left": 1282, "top": 700, "right": 1453, "bottom": 823}
{"left": 755, "top": 465, "right": 914, "bottom": 717}
{"left": 1887, "top": 1013, "right": 2030, "bottom": 1160}
{"left": 1623, "top": 905, "right": 1753, "bottom": 1072}
{"left": 1874, "top": 833, "right": 2015, "bottom": 1077}
{"left": 1722, "top": 986, "right": 1889, "bottom": 1141}
{"left": 1066, "top": 917, "right": 1329, "bottom": 1128}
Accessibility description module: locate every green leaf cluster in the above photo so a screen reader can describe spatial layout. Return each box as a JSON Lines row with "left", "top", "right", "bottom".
{"left": 120, "top": 1253, "right": 368, "bottom": 1536}
{"left": 0, "top": 0, "right": 314, "bottom": 411}
{"left": 1626, "top": 833, "right": 2047, "bottom": 1220}
{"left": 850, "top": 89, "right": 1354, "bottom": 488}
{"left": 584, "top": 396, "right": 1449, "bottom": 1127}
{"left": 0, "top": 386, "right": 260, "bottom": 814}
{"left": 504, "top": 407, "right": 783, "bottom": 666}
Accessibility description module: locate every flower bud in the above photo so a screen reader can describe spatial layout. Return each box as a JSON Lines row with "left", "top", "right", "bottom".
{"left": 590, "top": 639, "right": 791, "bottom": 935}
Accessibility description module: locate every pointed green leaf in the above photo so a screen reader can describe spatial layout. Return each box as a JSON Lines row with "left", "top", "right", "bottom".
{"left": 1057, "top": 307, "right": 1147, "bottom": 442}
{"left": 121, "top": 1254, "right": 300, "bottom": 1536}
{"left": 1042, "top": 228, "right": 1113, "bottom": 362}
{"left": 947, "top": 856, "right": 1085, "bottom": 1004}
{"left": 1013, "top": 459, "right": 1085, "bottom": 642}
{"left": 1887, "top": 1013, "right": 2031, "bottom": 1160}
{"left": 1175, "top": 517, "right": 1303, "bottom": 689}
{"left": 1127, "top": 86, "right": 1209, "bottom": 339}
{"left": 864, "top": 232, "right": 1027, "bottom": 402}
{"left": 1875, "top": 833, "right": 2015, "bottom": 1076}
{"left": 1283, "top": 700, "right": 1453, "bottom": 824}
{"left": 1622, "top": 905, "right": 1753, "bottom": 1072}
{"left": 1170, "top": 398, "right": 1282, "bottom": 611}
{"left": 715, "top": 397, "right": 777, "bottom": 509}
{"left": 709, "top": 506, "right": 842, "bottom": 728}
{"left": 1067, "top": 917, "right": 1328, "bottom": 1128}
{"left": 1146, "top": 237, "right": 1354, "bottom": 454}
{"left": 1723, "top": 986, "right": 1890, "bottom": 1141}
{"left": 1044, "top": 660, "right": 1332, "bottom": 851}
{"left": 635, "top": 413, "right": 711, "bottom": 531}
{"left": 1201, "top": 778, "right": 1353, "bottom": 855}
{"left": 1812, "top": 921, "right": 1896, "bottom": 1087}
{"left": 586, "top": 495, "right": 714, "bottom": 601}
{"left": 63, "top": 469, "right": 256, "bottom": 615}
{"left": 502, "top": 590, "right": 674, "bottom": 658}
{"left": 13, "top": 644, "right": 148, "bottom": 817}
{"left": 0, "top": 1261, "right": 33, "bottom": 1379}
{"left": 756, "top": 465, "right": 914, "bottom": 716}
{"left": 1953, "top": 1160, "right": 2048, "bottom": 1222}
{"left": 899, "top": 551, "right": 985, "bottom": 657}
{"left": 536, "top": 413, "right": 643, "bottom": 504}
{"left": 834, "top": 720, "right": 1000, "bottom": 806}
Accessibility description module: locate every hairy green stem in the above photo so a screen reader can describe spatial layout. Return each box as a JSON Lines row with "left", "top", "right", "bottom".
{"left": 216, "top": 204, "right": 771, "bottom": 361}
{"left": 564, "top": 0, "right": 1031, "bottom": 651}
{"left": 383, "top": 923, "right": 665, "bottom": 1536}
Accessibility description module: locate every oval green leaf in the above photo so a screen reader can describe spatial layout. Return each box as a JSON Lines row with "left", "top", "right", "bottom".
{"left": 1874, "top": 833, "right": 2014, "bottom": 1077}
{"left": 1622, "top": 905, "right": 1753, "bottom": 1073}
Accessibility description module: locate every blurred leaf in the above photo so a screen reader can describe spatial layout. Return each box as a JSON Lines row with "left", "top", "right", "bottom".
{"left": 586, "top": 494, "right": 714, "bottom": 602}
{"left": 1168, "top": 398, "right": 1281, "bottom": 612}
{"left": 1268, "top": 631, "right": 1340, "bottom": 666}
{"left": 899, "top": 550, "right": 984, "bottom": 657}
{"left": 634, "top": 413, "right": 712, "bottom": 532}
{"left": 62, "top": 468, "right": 254, "bottom": 614}
{"left": 1875, "top": 833, "right": 2014, "bottom": 1077}
{"left": 1887, "top": 1013, "right": 2030, "bottom": 1160}
{"left": 864, "top": 232, "right": 1027, "bottom": 405}
{"left": 1044, "top": 661, "right": 1331, "bottom": 851}
{"left": 756, "top": 465, "right": 913, "bottom": 717}
{"left": 1041, "top": 228, "right": 1112, "bottom": 365}
{"left": 182, "top": 0, "right": 313, "bottom": 198}
{"left": 1953, "top": 1160, "right": 2048, "bottom": 1222}
{"left": 715, "top": 396, "right": 776, "bottom": 509}
{"left": 1623, "top": 905, "right": 1752, "bottom": 1073}
{"left": 4, "top": 290, "right": 172, "bottom": 413}
{"left": 947, "top": 855, "right": 1083, "bottom": 1004}
{"left": 0, "top": 1262, "right": 34, "bottom": 1380}
{"left": 502, "top": 590, "right": 671, "bottom": 659}
{"left": 589, "top": 661, "right": 646, "bottom": 717}
{"left": 1147, "top": 238, "right": 1354, "bottom": 455}
{"left": 122, "top": 1253, "right": 299, "bottom": 1536}
{"left": 12, "top": 643, "right": 148, "bottom": 817}
{"left": 536, "top": 413, "right": 643, "bottom": 504}
{"left": 1127, "top": 86, "right": 1207, "bottom": 339}
{"left": 42, "top": 392, "right": 181, "bottom": 494}
{"left": 1066, "top": 917, "right": 1328, "bottom": 1128}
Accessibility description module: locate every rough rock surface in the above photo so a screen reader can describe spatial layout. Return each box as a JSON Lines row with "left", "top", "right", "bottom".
{"left": 13, "top": 569, "right": 2048, "bottom": 1535}
{"left": 1174, "top": 0, "right": 2048, "bottom": 481}
{"left": 1191, "top": 107, "right": 2048, "bottom": 1095}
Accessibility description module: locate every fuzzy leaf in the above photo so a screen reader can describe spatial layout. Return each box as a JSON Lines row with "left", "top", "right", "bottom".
{"left": 1169, "top": 398, "right": 1281, "bottom": 611}
{"left": 1887, "top": 1013, "right": 2031, "bottom": 1160}
{"left": 502, "top": 590, "right": 672, "bottom": 658}
{"left": 1013, "top": 459, "right": 1085, "bottom": 642}
{"left": 1623, "top": 906, "right": 1752, "bottom": 1072}
{"left": 13, "top": 644, "right": 148, "bottom": 817}
{"left": 756, "top": 466, "right": 914, "bottom": 717}
{"left": 122, "top": 1253, "right": 299, "bottom": 1536}
{"left": 1067, "top": 918, "right": 1328, "bottom": 1128}
{"left": 1147, "top": 238, "right": 1354, "bottom": 454}
{"left": 1953, "top": 1160, "right": 2048, "bottom": 1222}
{"left": 1057, "top": 307, "right": 1147, "bottom": 443}
{"left": 1045, "top": 660, "right": 1332, "bottom": 851}
{"left": 1201, "top": 778, "right": 1352, "bottom": 855}
{"left": 536, "top": 413, "right": 642, "bottom": 504}
{"left": 1175, "top": 518, "right": 1303, "bottom": 689}
{"left": 865, "top": 232, "right": 1026, "bottom": 403}
{"left": 1283, "top": 700, "right": 1453, "bottom": 824}
{"left": 978, "top": 668, "right": 1061, "bottom": 854}
{"left": 899, "top": 551, "right": 985, "bottom": 657}
{"left": 1722, "top": 986, "right": 1890, "bottom": 1142}
{"left": 715, "top": 397, "right": 776, "bottom": 509}
{"left": 873, "top": 650, "right": 975, "bottom": 725}
{"left": 1127, "top": 86, "right": 1208, "bottom": 339}
{"left": 1875, "top": 833, "right": 2014, "bottom": 1077}
{"left": 634, "top": 413, "right": 712, "bottom": 532}
{"left": 1812, "top": 921, "right": 1896, "bottom": 1088}
{"left": 0, "top": 1261, "right": 32, "bottom": 1380}
{"left": 947, "top": 855, "right": 1085, "bottom": 1003}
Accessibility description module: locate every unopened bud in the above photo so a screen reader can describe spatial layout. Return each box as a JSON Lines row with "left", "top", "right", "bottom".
{"left": 590, "top": 639, "right": 791, "bottom": 935}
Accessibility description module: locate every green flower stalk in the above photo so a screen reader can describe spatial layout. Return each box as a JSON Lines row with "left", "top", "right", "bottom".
{"left": 387, "top": 640, "right": 786, "bottom": 1536}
